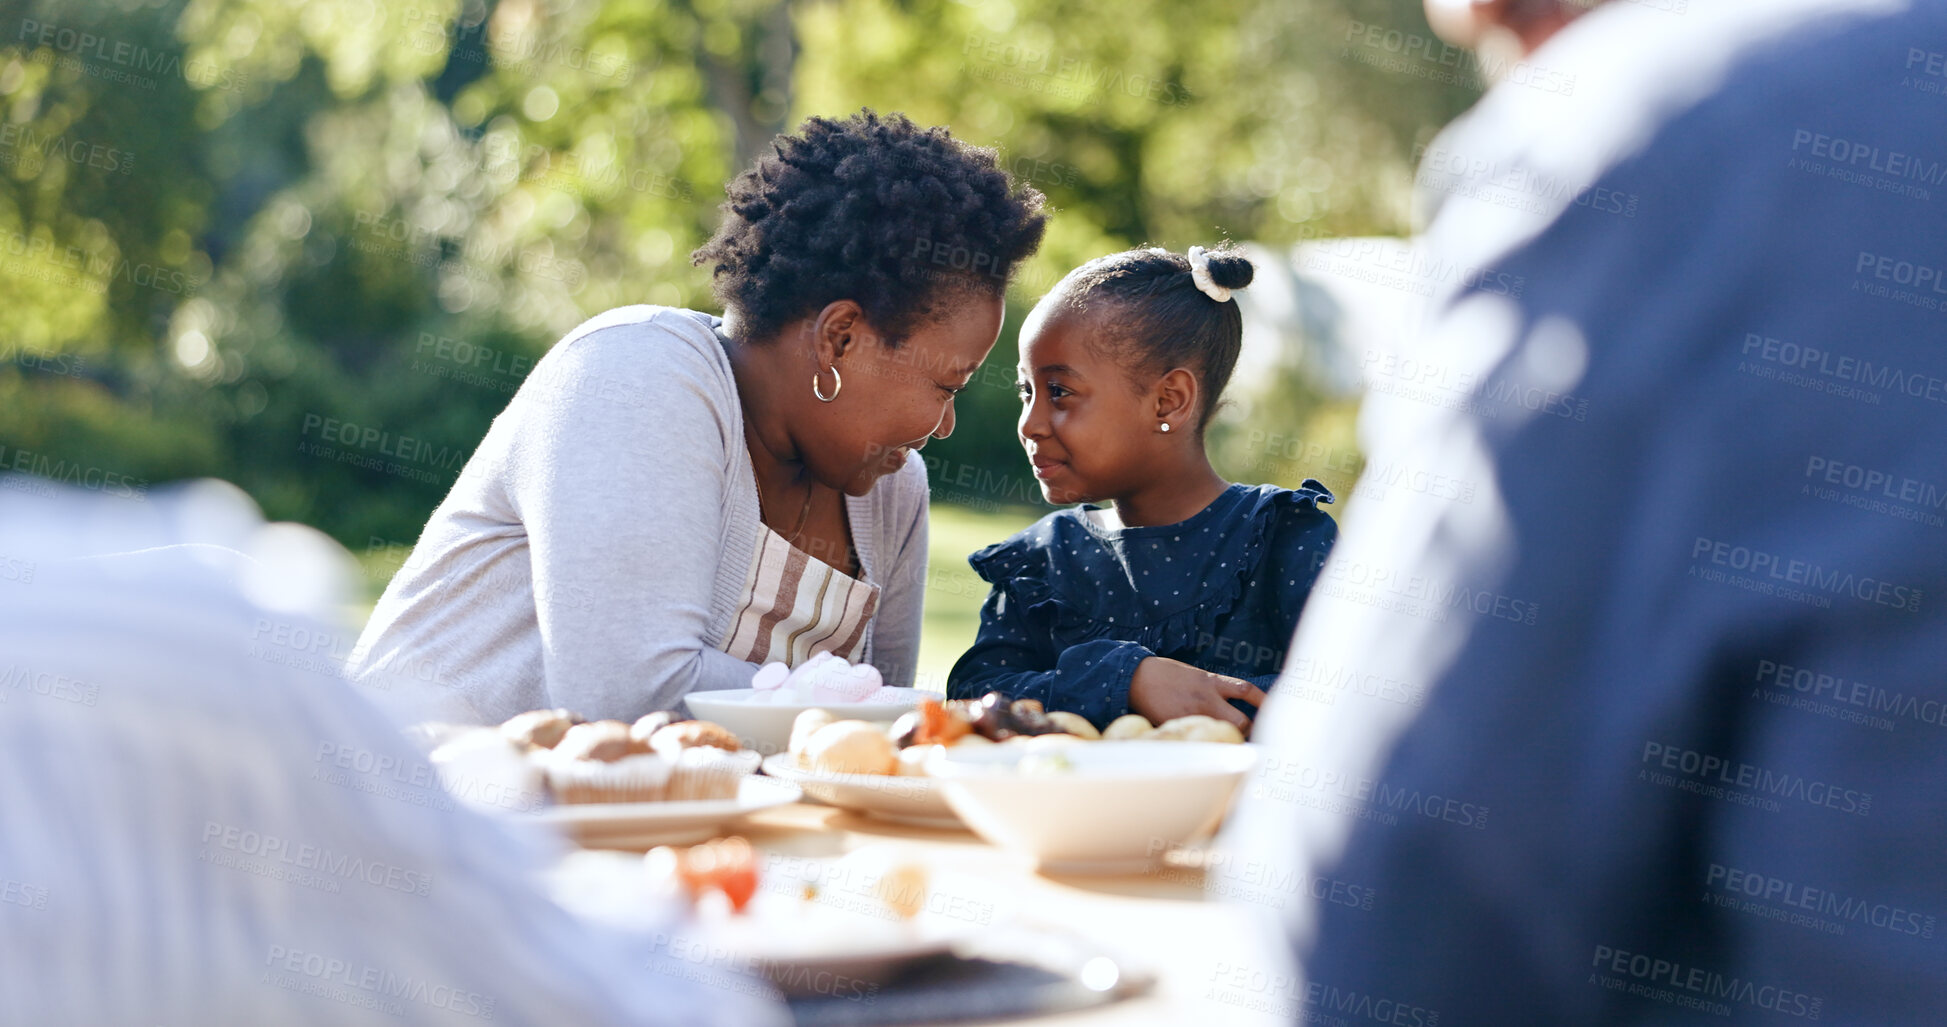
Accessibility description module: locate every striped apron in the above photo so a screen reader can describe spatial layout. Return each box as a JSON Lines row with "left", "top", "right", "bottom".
{"left": 718, "top": 525, "right": 880, "bottom": 666}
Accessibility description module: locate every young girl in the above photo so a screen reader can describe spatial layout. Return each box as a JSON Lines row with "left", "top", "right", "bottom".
{"left": 946, "top": 244, "right": 1336, "bottom": 733}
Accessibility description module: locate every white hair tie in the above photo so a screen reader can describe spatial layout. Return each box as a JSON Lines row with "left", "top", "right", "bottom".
{"left": 1187, "top": 245, "right": 1231, "bottom": 302}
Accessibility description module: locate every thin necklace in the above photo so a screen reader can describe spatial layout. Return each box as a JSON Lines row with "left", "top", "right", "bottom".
{"left": 746, "top": 417, "right": 816, "bottom": 545}
{"left": 761, "top": 478, "right": 815, "bottom": 545}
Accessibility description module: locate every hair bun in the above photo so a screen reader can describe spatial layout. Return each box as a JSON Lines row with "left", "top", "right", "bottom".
{"left": 1201, "top": 246, "right": 1254, "bottom": 292}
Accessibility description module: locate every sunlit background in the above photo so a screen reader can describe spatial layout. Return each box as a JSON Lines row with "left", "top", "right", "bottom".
{"left": 1, "top": 0, "right": 1485, "bottom": 684}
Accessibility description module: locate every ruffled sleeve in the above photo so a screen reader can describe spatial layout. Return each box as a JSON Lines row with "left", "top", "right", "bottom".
{"left": 944, "top": 520, "right": 1150, "bottom": 727}
{"left": 1248, "top": 478, "right": 1337, "bottom": 671}
{"left": 1271, "top": 479, "right": 1338, "bottom": 609}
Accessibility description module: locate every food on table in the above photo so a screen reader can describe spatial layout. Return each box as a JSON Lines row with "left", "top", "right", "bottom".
{"left": 748, "top": 651, "right": 904, "bottom": 704}
{"left": 875, "top": 862, "right": 928, "bottom": 919}
{"left": 786, "top": 693, "right": 1246, "bottom": 782}
{"left": 1006, "top": 697, "right": 1056, "bottom": 735}
{"left": 804, "top": 719, "right": 898, "bottom": 775}
{"left": 666, "top": 747, "right": 762, "bottom": 801}
{"left": 887, "top": 699, "right": 972, "bottom": 748}
{"left": 500, "top": 710, "right": 757, "bottom": 804}
{"left": 537, "top": 750, "right": 672, "bottom": 806}
{"left": 961, "top": 693, "right": 1012, "bottom": 740}
{"left": 1044, "top": 711, "right": 1100, "bottom": 740}
{"left": 941, "top": 692, "right": 1068, "bottom": 741}
{"left": 1098, "top": 711, "right": 1245, "bottom": 743}
{"left": 1145, "top": 715, "right": 1246, "bottom": 744}
{"left": 647, "top": 721, "right": 760, "bottom": 800}
{"left": 628, "top": 711, "right": 675, "bottom": 744}
{"left": 554, "top": 720, "right": 652, "bottom": 762}
{"left": 784, "top": 846, "right": 933, "bottom": 922}
{"left": 838, "top": 847, "right": 929, "bottom": 920}
{"left": 646, "top": 839, "right": 934, "bottom": 946}
{"left": 787, "top": 708, "right": 837, "bottom": 763}
{"left": 500, "top": 708, "right": 584, "bottom": 750}
{"left": 647, "top": 720, "right": 743, "bottom": 757}
{"left": 646, "top": 836, "right": 759, "bottom": 913}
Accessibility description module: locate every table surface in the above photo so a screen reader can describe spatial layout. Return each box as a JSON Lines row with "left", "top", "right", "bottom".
{"left": 562, "top": 800, "right": 1294, "bottom": 1027}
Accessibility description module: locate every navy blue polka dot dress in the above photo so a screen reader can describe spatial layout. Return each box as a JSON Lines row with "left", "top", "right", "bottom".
{"left": 946, "top": 480, "right": 1337, "bottom": 729}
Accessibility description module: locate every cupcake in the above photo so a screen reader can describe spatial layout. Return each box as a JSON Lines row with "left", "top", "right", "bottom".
{"left": 647, "top": 720, "right": 742, "bottom": 758}
{"left": 662, "top": 746, "right": 761, "bottom": 801}
{"left": 501, "top": 708, "right": 584, "bottom": 750}
{"left": 628, "top": 711, "right": 676, "bottom": 746}
{"left": 555, "top": 720, "right": 650, "bottom": 761}
{"left": 649, "top": 721, "right": 757, "bottom": 801}
{"left": 539, "top": 721, "right": 671, "bottom": 804}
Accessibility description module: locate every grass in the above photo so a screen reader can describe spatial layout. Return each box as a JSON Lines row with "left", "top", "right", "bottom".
{"left": 349, "top": 501, "right": 1044, "bottom": 691}
{"left": 916, "top": 502, "right": 1044, "bottom": 692}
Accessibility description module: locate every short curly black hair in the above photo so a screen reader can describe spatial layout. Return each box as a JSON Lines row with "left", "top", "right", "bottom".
{"left": 692, "top": 109, "right": 1049, "bottom": 345}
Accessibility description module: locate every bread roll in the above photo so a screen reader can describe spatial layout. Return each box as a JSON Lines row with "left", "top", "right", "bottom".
{"left": 788, "top": 709, "right": 837, "bottom": 765}
{"left": 1044, "top": 711, "right": 1100, "bottom": 740}
{"left": 806, "top": 720, "right": 896, "bottom": 775}
{"left": 1148, "top": 715, "right": 1245, "bottom": 744}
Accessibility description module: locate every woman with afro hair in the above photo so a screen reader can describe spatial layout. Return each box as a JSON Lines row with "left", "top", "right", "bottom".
{"left": 352, "top": 110, "right": 1049, "bottom": 723}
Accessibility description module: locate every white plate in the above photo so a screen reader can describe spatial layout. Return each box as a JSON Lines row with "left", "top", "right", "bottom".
{"left": 684, "top": 687, "right": 930, "bottom": 757}
{"left": 761, "top": 752, "right": 962, "bottom": 828}
{"left": 537, "top": 775, "right": 801, "bottom": 849}
{"left": 712, "top": 857, "right": 1000, "bottom": 995}
{"left": 541, "top": 850, "right": 1007, "bottom": 999}
{"left": 719, "top": 903, "right": 966, "bottom": 994}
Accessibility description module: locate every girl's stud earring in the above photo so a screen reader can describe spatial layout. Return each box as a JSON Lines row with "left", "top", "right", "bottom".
{"left": 1159, "top": 422, "right": 1172, "bottom": 433}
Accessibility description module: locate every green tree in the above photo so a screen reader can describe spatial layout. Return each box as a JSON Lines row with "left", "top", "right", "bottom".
{"left": 0, "top": 0, "right": 1479, "bottom": 545}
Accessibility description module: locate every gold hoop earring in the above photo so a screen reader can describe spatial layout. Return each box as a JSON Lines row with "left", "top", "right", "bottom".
{"left": 812, "top": 365, "right": 842, "bottom": 403}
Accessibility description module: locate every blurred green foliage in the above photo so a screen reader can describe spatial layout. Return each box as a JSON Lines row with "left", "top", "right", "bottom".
{"left": 0, "top": 0, "right": 1480, "bottom": 549}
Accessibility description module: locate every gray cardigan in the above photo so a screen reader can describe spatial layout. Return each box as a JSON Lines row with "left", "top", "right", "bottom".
{"left": 349, "top": 306, "right": 929, "bottom": 724}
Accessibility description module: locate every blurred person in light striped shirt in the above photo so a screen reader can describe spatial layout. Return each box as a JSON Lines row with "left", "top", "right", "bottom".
{"left": 0, "top": 477, "right": 788, "bottom": 1027}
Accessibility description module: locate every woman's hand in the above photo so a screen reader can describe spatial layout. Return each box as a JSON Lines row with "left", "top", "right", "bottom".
{"left": 1128, "top": 656, "right": 1265, "bottom": 734}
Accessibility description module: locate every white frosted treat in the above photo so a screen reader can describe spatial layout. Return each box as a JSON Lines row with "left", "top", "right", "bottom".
{"left": 748, "top": 652, "right": 885, "bottom": 704}
{"left": 751, "top": 662, "right": 791, "bottom": 691}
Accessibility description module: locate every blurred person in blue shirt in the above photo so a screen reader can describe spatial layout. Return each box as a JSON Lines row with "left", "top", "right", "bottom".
{"left": 1223, "top": 0, "right": 1947, "bottom": 1023}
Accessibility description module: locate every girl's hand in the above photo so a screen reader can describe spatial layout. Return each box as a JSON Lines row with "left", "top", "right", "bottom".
{"left": 1128, "top": 657, "right": 1265, "bottom": 734}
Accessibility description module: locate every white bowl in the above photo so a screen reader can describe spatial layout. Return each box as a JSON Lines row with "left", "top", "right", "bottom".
{"left": 682, "top": 687, "right": 930, "bottom": 757}
{"left": 927, "top": 741, "right": 1258, "bottom": 874}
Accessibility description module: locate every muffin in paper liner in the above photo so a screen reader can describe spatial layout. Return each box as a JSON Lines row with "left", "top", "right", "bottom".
{"left": 664, "top": 747, "right": 761, "bottom": 801}
{"left": 538, "top": 750, "right": 673, "bottom": 805}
